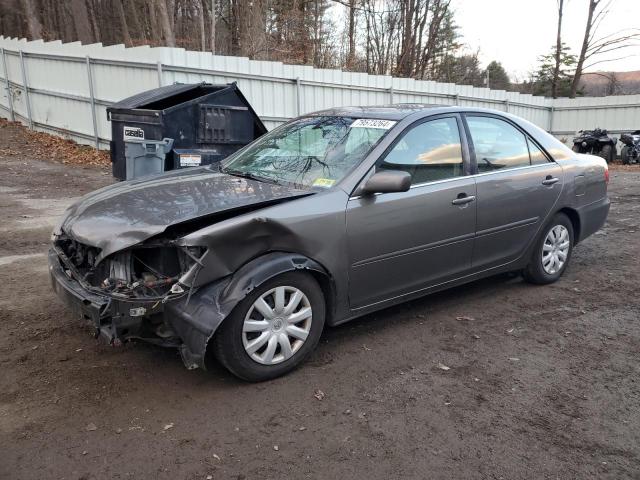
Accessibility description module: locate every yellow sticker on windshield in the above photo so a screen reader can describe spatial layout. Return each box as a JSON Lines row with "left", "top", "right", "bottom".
{"left": 312, "top": 178, "right": 336, "bottom": 188}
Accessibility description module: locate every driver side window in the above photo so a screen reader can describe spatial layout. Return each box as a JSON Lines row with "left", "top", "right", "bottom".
{"left": 466, "top": 116, "right": 532, "bottom": 172}
{"left": 379, "top": 117, "right": 464, "bottom": 185}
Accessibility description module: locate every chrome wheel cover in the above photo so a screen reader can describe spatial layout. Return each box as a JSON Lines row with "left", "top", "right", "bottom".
{"left": 242, "top": 286, "right": 312, "bottom": 365}
{"left": 542, "top": 225, "right": 570, "bottom": 275}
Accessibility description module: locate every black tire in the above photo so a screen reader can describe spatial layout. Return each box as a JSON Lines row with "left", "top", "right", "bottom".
{"left": 599, "top": 144, "right": 613, "bottom": 163}
{"left": 523, "top": 213, "right": 574, "bottom": 285}
{"left": 571, "top": 145, "right": 581, "bottom": 153}
{"left": 621, "top": 145, "right": 631, "bottom": 165}
{"left": 211, "top": 271, "right": 325, "bottom": 382}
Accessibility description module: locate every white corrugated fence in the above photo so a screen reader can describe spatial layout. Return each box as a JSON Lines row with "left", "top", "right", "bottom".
{"left": 0, "top": 36, "right": 638, "bottom": 152}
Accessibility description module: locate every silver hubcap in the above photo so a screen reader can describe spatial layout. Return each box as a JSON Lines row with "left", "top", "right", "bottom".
{"left": 242, "top": 286, "right": 312, "bottom": 365}
{"left": 542, "top": 225, "right": 570, "bottom": 275}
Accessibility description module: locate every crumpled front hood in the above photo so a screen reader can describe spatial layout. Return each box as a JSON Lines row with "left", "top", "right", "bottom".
{"left": 56, "top": 168, "right": 310, "bottom": 260}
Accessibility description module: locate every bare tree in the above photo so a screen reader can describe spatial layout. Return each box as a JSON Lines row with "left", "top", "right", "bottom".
{"left": 346, "top": 0, "right": 356, "bottom": 69}
{"left": 157, "top": 0, "right": 177, "bottom": 47}
{"left": 362, "top": 0, "right": 401, "bottom": 74}
{"left": 551, "top": 0, "right": 564, "bottom": 98}
{"left": 115, "top": 1, "right": 133, "bottom": 46}
{"left": 20, "top": 0, "right": 42, "bottom": 39}
{"left": 570, "top": 0, "right": 640, "bottom": 97}
{"left": 394, "top": 0, "right": 453, "bottom": 79}
{"left": 70, "top": 0, "right": 93, "bottom": 43}
{"left": 211, "top": 0, "right": 216, "bottom": 53}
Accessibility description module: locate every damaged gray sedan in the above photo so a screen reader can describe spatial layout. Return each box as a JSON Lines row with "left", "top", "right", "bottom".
{"left": 50, "top": 105, "right": 610, "bottom": 381}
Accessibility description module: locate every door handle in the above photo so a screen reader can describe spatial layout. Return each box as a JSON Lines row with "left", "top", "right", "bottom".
{"left": 452, "top": 194, "right": 476, "bottom": 206}
{"left": 542, "top": 176, "right": 559, "bottom": 186}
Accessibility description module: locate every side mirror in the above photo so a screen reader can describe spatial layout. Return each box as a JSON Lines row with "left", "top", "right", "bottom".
{"left": 361, "top": 170, "right": 412, "bottom": 195}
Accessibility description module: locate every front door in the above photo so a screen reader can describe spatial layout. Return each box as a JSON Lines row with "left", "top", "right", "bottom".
{"left": 346, "top": 115, "right": 477, "bottom": 309}
{"left": 464, "top": 114, "right": 564, "bottom": 270}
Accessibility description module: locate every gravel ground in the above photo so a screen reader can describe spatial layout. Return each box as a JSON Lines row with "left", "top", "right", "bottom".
{"left": 1, "top": 120, "right": 639, "bottom": 480}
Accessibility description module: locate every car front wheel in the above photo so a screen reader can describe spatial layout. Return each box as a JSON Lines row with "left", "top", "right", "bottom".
{"left": 524, "top": 213, "right": 574, "bottom": 285}
{"left": 212, "top": 271, "right": 325, "bottom": 381}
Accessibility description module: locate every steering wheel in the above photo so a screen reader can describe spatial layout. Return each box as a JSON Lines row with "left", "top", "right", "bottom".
{"left": 481, "top": 157, "right": 495, "bottom": 167}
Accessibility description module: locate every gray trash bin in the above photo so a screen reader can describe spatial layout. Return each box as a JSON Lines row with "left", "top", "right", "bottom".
{"left": 124, "top": 138, "right": 174, "bottom": 180}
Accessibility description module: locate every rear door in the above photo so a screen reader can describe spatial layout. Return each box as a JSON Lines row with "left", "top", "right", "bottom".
{"left": 346, "top": 115, "right": 476, "bottom": 308}
{"left": 464, "top": 114, "right": 563, "bottom": 270}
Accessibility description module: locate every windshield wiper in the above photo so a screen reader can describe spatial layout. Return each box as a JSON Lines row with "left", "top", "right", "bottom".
{"left": 222, "top": 168, "right": 283, "bottom": 186}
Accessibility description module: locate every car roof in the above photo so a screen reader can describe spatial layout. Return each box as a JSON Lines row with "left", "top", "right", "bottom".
{"left": 307, "top": 104, "right": 449, "bottom": 120}
{"left": 307, "top": 104, "right": 515, "bottom": 121}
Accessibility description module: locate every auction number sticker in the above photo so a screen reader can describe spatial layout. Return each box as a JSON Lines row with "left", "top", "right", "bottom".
{"left": 180, "top": 154, "right": 202, "bottom": 167}
{"left": 350, "top": 119, "right": 396, "bottom": 129}
{"left": 123, "top": 126, "right": 145, "bottom": 140}
{"left": 312, "top": 178, "right": 336, "bottom": 188}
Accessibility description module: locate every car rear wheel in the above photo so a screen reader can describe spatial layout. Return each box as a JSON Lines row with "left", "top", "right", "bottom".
{"left": 523, "top": 213, "right": 574, "bottom": 285}
{"left": 571, "top": 145, "right": 581, "bottom": 153}
{"left": 211, "top": 272, "right": 325, "bottom": 381}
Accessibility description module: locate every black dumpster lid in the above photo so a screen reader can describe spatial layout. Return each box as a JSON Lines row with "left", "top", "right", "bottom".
{"left": 106, "top": 82, "right": 268, "bottom": 135}
{"left": 108, "top": 83, "right": 225, "bottom": 110}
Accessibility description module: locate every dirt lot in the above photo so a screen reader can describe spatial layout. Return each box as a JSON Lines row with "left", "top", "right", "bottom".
{"left": 1, "top": 120, "right": 639, "bottom": 480}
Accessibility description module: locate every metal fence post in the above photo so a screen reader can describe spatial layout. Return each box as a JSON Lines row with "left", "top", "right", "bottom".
{"left": 1, "top": 47, "right": 15, "bottom": 121}
{"left": 157, "top": 61, "right": 163, "bottom": 87}
{"left": 389, "top": 85, "right": 394, "bottom": 104}
{"left": 85, "top": 56, "right": 99, "bottom": 148}
{"left": 548, "top": 106, "right": 555, "bottom": 133}
{"left": 504, "top": 99, "right": 510, "bottom": 113}
{"left": 454, "top": 93, "right": 460, "bottom": 106}
{"left": 295, "top": 77, "right": 301, "bottom": 115}
{"left": 18, "top": 50, "right": 33, "bottom": 130}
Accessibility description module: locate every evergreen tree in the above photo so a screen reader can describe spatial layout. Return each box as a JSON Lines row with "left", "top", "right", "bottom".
{"left": 532, "top": 44, "right": 578, "bottom": 97}
{"left": 484, "top": 61, "right": 510, "bottom": 90}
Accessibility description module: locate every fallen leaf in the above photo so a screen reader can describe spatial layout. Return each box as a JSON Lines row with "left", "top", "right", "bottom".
{"left": 437, "top": 363, "right": 450, "bottom": 371}
{"left": 163, "top": 423, "right": 174, "bottom": 431}
{"left": 85, "top": 423, "right": 97, "bottom": 431}
{"left": 456, "top": 315, "right": 475, "bottom": 321}
{"left": 313, "top": 390, "right": 325, "bottom": 401}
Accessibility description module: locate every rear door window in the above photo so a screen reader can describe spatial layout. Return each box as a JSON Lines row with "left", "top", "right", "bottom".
{"left": 527, "top": 138, "right": 550, "bottom": 165}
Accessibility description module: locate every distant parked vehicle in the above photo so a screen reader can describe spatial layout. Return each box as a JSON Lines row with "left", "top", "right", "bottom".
{"left": 572, "top": 128, "right": 617, "bottom": 163}
{"left": 620, "top": 130, "right": 640, "bottom": 165}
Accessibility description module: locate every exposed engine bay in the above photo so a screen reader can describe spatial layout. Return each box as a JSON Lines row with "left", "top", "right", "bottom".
{"left": 50, "top": 233, "right": 210, "bottom": 350}
{"left": 53, "top": 234, "right": 203, "bottom": 300}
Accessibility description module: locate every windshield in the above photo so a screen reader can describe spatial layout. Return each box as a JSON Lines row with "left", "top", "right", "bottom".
{"left": 221, "top": 116, "right": 395, "bottom": 189}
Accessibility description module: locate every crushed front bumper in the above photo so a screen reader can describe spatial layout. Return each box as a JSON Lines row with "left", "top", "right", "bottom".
{"left": 49, "top": 248, "right": 230, "bottom": 369}
{"left": 48, "top": 249, "right": 173, "bottom": 346}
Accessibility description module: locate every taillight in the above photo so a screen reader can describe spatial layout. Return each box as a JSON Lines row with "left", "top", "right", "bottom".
{"left": 604, "top": 166, "right": 609, "bottom": 184}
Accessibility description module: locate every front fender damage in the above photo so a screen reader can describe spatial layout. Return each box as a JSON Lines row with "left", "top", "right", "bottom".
{"left": 165, "top": 252, "right": 331, "bottom": 370}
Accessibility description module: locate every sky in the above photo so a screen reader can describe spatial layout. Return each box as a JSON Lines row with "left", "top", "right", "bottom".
{"left": 451, "top": 0, "right": 640, "bottom": 79}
